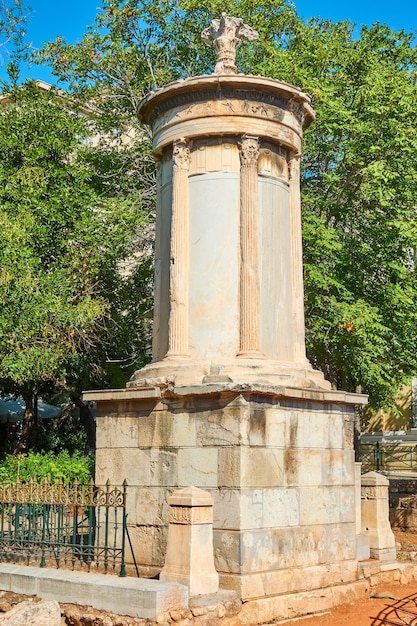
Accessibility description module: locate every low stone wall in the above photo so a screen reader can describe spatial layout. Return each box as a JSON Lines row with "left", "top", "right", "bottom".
{"left": 387, "top": 474, "right": 417, "bottom": 530}
{"left": 4, "top": 563, "right": 417, "bottom": 626}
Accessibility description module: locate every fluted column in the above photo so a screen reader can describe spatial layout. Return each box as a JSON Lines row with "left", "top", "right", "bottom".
{"left": 152, "top": 158, "right": 163, "bottom": 360}
{"left": 166, "top": 138, "right": 191, "bottom": 358}
{"left": 289, "top": 152, "right": 308, "bottom": 364}
{"left": 238, "top": 135, "right": 263, "bottom": 357}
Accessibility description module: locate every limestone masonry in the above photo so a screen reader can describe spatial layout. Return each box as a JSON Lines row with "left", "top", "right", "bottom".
{"left": 84, "top": 14, "right": 386, "bottom": 624}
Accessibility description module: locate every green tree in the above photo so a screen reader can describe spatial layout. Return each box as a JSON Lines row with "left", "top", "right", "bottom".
{"left": 0, "top": 80, "right": 152, "bottom": 454}
{"left": 0, "top": 0, "right": 29, "bottom": 65}
{"left": 36, "top": 0, "right": 417, "bottom": 413}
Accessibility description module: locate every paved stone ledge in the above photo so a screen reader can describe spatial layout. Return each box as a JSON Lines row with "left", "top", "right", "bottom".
{"left": 85, "top": 381, "right": 368, "bottom": 405}
{"left": 0, "top": 564, "right": 188, "bottom": 620}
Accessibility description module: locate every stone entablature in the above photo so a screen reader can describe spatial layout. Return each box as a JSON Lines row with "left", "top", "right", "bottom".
{"left": 138, "top": 74, "right": 313, "bottom": 156}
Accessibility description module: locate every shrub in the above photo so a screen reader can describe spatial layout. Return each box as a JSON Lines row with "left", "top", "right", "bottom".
{"left": 0, "top": 450, "right": 94, "bottom": 485}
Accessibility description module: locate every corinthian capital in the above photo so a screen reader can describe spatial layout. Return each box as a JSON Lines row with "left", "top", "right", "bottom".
{"left": 239, "top": 135, "right": 260, "bottom": 167}
{"left": 173, "top": 138, "right": 191, "bottom": 170}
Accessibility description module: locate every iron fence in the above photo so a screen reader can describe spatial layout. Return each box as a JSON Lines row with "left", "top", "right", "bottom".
{"left": 0, "top": 478, "right": 132, "bottom": 576}
{"left": 360, "top": 442, "right": 417, "bottom": 472}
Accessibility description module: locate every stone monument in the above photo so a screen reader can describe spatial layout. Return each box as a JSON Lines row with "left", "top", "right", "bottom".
{"left": 85, "top": 14, "right": 369, "bottom": 622}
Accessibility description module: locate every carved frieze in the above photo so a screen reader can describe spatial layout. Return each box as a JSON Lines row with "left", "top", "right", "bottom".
{"left": 149, "top": 89, "right": 304, "bottom": 132}
{"left": 169, "top": 505, "right": 213, "bottom": 524}
{"left": 361, "top": 485, "right": 388, "bottom": 500}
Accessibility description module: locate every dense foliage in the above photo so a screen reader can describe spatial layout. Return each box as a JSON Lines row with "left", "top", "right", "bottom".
{"left": 0, "top": 0, "right": 412, "bottom": 453}
{"left": 0, "top": 79, "right": 153, "bottom": 454}
{"left": 0, "top": 450, "right": 94, "bottom": 484}
{"left": 38, "top": 0, "right": 417, "bottom": 413}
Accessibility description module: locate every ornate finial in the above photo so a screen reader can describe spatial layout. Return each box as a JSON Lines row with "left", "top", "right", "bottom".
{"left": 201, "top": 13, "right": 259, "bottom": 75}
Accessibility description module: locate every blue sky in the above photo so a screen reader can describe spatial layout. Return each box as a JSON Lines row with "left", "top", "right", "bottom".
{"left": 2, "top": 0, "right": 417, "bottom": 85}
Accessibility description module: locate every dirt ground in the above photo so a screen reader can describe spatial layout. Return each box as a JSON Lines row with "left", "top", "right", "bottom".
{"left": 289, "top": 530, "right": 417, "bottom": 626}
{"left": 290, "top": 582, "right": 417, "bottom": 625}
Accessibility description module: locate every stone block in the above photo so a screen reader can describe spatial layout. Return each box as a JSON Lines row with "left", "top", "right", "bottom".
{"left": 339, "top": 486, "right": 356, "bottom": 523}
{"left": 261, "top": 487, "right": 300, "bottom": 527}
{"left": 299, "top": 486, "right": 340, "bottom": 525}
{"left": 399, "top": 564, "right": 417, "bottom": 585}
{"left": 238, "top": 588, "right": 333, "bottom": 625}
{"left": 134, "top": 486, "right": 173, "bottom": 526}
{"left": 281, "top": 410, "right": 338, "bottom": 450}
{"left": 326, "top": 413, "right": 344, "bottom": 449}
{"left": 96, "top": 447, "right": 151, "bottom": 487}
{"left": 291, "top": 526, "right": 329, "bottom": 567}
{"left": 330, "top": 579, "right": 369, "bottom": 607}
{"left": 264, "top": 408, "right": 286, "bottom": 446}
{"left": 220, "top": 560, "right": 359, "bottom": 601}
{"left": 218, "top": 448, "right": 241, "bottom": 488}
{"left": 356, "top": 534, "right": 371, "bottom": 561}
{"left": 38, "top": 574, "right": 93, "bottom": 606}
{"left": 283, "top": 448, "right": 322, "bottom": 486}
{"left": 213, "top": 529, "right": 241, "bottom": 574}
{"left": 127, "top": 524, "right": 167, "bottom": 568}
{"left": 178, "top": 448, "right": 218, "bottom": 488}
{"left": 327, "top": 523, "right": 357, "bottom": 561}
{"left": 171, "top": 413, "right": 197, "bottom": 447}
{"left": 241, "top": 448, "right": 283, "bottom": 488}
{"left": 8, "top": 567, "right": 41, "bottom": 596}
{"left": 214, "top": 486, "right": 299, "bottom": 531}
{"left": 0, "top": 563, "right": 187, "bottom": 619}
{"left": 137, "top": 412, "right": 162, "bottom": 447}
{"left": 197, "top": 405, "right": 248, "bottom": 447}
{"left": 238, "top": 526, "right": 329, "bottom": 573}
{"left": 138, "top": 406, "right": 194, "bottom": 449}
{"left": 150, "top": 448, "right": 178, "bottom": 486}
{"left": 321, "top": 449, "right": 354, "bottom": 485}
{"left": 248, "top": 407, "right": 267, "bottom": 446}
{"left": 96, "top": 415, "right": 139, "bottom": 449}
{"left": 213, "top": 489, "right": 241, "bottom": 529}
{"left": 297, "top": 412, "right": 326, "bottom": 448}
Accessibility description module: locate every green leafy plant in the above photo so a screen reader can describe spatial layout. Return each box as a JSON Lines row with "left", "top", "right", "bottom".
{"left": 0, "top": 450, "right": 94, "bottom": 484}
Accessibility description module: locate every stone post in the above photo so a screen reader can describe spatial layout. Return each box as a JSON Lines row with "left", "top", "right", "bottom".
{"left": 288, "top": 152, "right": 308, "bottom": 365}
{"left": 166, "top": 138, "right": 191, "bottom": 358}
{"left": 355, "top": 462, "right": 370, "bottom": 560}
{"left": 238, "top": 134, "right": 262, "bottom": 357}
{"left": 160, "top": 486, "right": 219, "bottom": 597}
{"left": 361, "top": 471, "right": 396, "bottom": 560}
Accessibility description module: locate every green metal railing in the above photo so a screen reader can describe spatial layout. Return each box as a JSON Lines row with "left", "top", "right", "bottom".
{"left": 0, "top": 478, "right": 132, "bottom": 576}
{"left": 360, "top": 442, "right": 417, "bottom": 472}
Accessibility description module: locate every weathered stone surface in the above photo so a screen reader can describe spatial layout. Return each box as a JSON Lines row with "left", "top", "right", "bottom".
{"left": 161, "top": 488, "right": 219, "bottom": 596}
{"left": 177, "top": 448, "right": 218, "bottom": 488}
{"left": 0, "top": 599, "right": 61, "bottom": 625}
{"left": 87, "top": 14, "right": 369, "bottom": 618}
{"left": 96, "top": 447, "right": 151, "bottom": 487}
{"left": 362, "top": 471, "right": 396, "bottom": 560}
{"left": 95, "top": 415, "right": 139, "bottom": 449}
{"left": 237, "top": 580, "right": 368, "bottom": 625}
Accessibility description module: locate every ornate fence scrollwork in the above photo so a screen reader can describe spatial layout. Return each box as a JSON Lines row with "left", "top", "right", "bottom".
{"left": 0, "top": 478, "right": 132, "bottom": 577}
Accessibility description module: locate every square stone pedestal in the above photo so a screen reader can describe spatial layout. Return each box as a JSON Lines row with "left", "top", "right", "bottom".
{"left": 86, "top": 382, "right": 366, "bottom": 602}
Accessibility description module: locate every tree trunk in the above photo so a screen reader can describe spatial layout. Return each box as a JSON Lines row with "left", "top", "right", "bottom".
{"left": 13, "top": 393, "right": 36, "bottom": 455}
{"left": 70, "top": 394, "right": 96, "bottom": 451}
